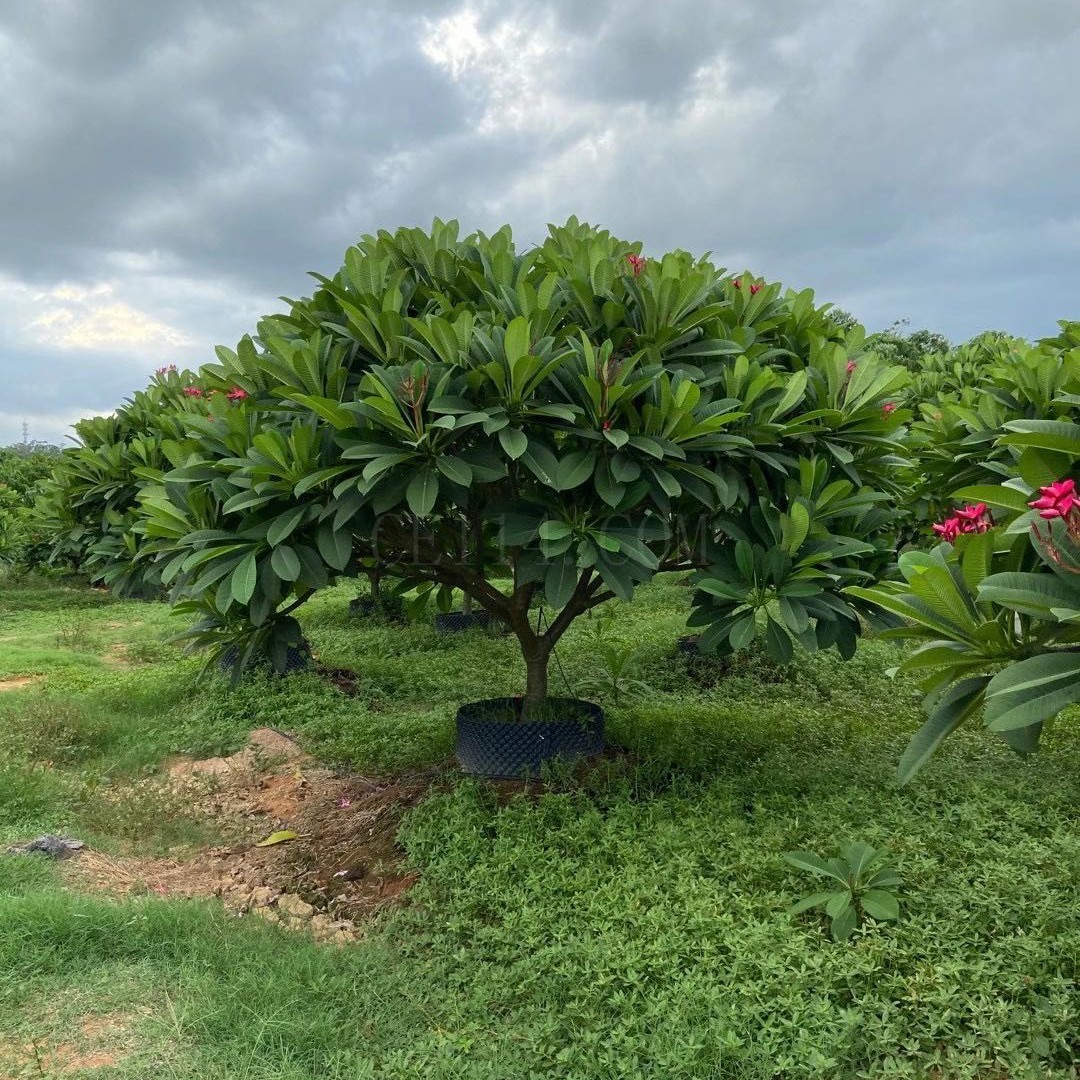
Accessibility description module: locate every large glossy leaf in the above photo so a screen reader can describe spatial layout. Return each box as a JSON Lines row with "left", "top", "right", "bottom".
{"left": 897, "top": 676, "right": 990, "bottom": 785}
{"left": 978, "top": 572, "right": 1080, "bottom": 620}
{"left": 984, "top": 652, "right": 1080, "bottom": 731}
{"left": 230, "top": 551, "right": 258, "bottom": 605}
{"left": 405, "top": 469, "right": 438, "bottom": 518}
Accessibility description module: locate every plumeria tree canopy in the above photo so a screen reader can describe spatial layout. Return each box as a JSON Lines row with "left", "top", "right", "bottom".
{"left": 38, "top": 219, "right": 910, "bottom": 704}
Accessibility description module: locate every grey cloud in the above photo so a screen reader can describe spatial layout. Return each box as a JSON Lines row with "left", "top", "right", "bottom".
{"left": 1, "top": 0, "right": 1079, "bottom": 445}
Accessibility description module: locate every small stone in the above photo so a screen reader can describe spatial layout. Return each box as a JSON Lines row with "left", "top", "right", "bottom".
{"left": 248, "top": 886, "right": 279, "bottom": 909}
{"left": 310, "top": 914, "right": 335, "bottom": 934}
{"left": 7, "top": 835, "right": 86, "bottom": 859}
{"left": 277, "top": 894, "right": 315, "bottom": 920}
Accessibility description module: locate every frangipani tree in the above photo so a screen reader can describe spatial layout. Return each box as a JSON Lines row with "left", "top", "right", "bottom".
{"left": 851, "top": 323, "right": 1080, "bottom": 781}
{"left": 41, "top": 220, "right": 909, "bottom": 703}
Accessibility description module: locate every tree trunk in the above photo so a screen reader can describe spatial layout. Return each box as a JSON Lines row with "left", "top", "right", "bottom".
{"left": 370, "top": 569, "right": 382, "bottom": 603}
{"left": 523, "top": 647, "right": 551, "bottom": 713}
{"left": 462, "top": 589, "right": 473, "bottom": 616}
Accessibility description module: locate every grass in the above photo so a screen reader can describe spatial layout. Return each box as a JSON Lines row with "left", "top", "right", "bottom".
{"left": 0, "top": 574, "right": 1076, "bottom": 1077}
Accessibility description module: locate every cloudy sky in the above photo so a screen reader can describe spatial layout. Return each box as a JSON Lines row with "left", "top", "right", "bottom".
{"left": 1, "top": 0, "right": 1078, "bottom": 445}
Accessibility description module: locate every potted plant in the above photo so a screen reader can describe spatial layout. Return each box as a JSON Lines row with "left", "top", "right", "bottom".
{"left": 38, "top": 220, "right": 909, "bottom": 776}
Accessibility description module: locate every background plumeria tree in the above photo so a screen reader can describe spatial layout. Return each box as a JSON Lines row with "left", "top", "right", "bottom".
{"left": 38, "top": 220, "right": 910, "bottom": 703}
{"left": 851, "top": 322, "right": 1080, "bottom": 781}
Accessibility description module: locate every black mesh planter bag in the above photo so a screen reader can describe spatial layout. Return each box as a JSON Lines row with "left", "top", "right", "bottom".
{"left": 349, "top": 596, "right": 406, "bottom": 623}
{"left": 218, "top": 642, "right": 311, "bottom": 675}
{"left": 676, "top": 634, "right": 701, "bottom": 656}
{"left": 456, "top": 697, "right": 605, "bottom": 779}
{"left": 434, "top": 611, "right": 503, "bottom": 634}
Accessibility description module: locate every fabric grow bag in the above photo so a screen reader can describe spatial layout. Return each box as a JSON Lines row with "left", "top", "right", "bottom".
{"left": 455, "top": 697, "right": 605, "bottom": 779}
{"left": 218, "top": 642, "right": 311, "bottom": 675}
{"left": 434, "top": 611, "right": 495, "bottom": 634}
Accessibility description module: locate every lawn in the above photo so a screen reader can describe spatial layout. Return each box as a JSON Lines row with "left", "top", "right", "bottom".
{"left": 0, "top": 575, "right": 1077, "bottom": 1078}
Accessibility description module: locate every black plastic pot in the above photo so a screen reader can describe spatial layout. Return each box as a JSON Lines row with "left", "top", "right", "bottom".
{"left": 218, "top": 643, "right": 311, "bottom": 675}
{"left": 676, "top": 634, "right": 701, "bottom": 656}
{"left": 455, "top": 697, "right": 605, "bottom": 779}
{"left": 349, "top": 596, "right": 406, "bottom": 622}
{"left": 434, "top": 611, "right": 496, "bottom": 634}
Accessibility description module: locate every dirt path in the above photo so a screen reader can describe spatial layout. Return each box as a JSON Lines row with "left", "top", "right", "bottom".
{"left": 60, "top": 728, "right": 440, "bottom": 944}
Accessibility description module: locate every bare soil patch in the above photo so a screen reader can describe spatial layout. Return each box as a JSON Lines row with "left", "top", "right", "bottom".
{"left": 0, "top": 1010, "right": 145, "bottom": 1076}
{"left": 61, "top": 728, "right": 443, "bottom": 944}
{"left": 0, "top": 676, "right": 40, "bottom": 692}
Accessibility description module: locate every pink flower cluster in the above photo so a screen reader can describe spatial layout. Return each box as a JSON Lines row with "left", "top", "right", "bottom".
{"left": 1029, "top": 479, "right": 1080, "bottom": 573}
{"left": 181, "top": 385, "right": 248, "bottom": 402}
{"left": 932, "top": 502, "right": 994, "bottom": 542}
{"left": 846, "top": 359, "right": 857, "bottom": 374}
{"left": 882, "top": 402, "right": 897, "bottom": 415}
{"left": 1029, "top": 478, "right": 1078, "bottom": 520}
{"left": 155, "top": 364, "right": 177, "bottom": 376}
{"left": 625, "top": 253, "right": 646, "bottom": 277}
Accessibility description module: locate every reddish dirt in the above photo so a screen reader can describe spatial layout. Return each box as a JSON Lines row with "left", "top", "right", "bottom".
{"left": 0, "top": 676, "right": 40, "bottom": 692}
{"left": 0, "top": 1011, "right": 144, "bottom": 1076}
{"left": 61, "top": 728, "right": 443, "bottom": 944}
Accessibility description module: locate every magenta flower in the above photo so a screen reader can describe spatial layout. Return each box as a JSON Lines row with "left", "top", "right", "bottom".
{"left": 227, "top": 387, "right": 249, "bottom": 403}
{"left": 1029, "top": 478, "right": 1079, "bottom": 520}
{"left": 625, "top": 253, "right": 646, "bottom": 277}
{"left": 882, "top": 402, "right": 897, "bottom": 415}
{"left": 749, "top": 282, "right": 763, "bottom": 296}
{"left": 731, "top": 279, "right": 742, "bottom": 289}
{"left": 846, "top": 360, "right": 857, "bottom": 374}
{"left": 955, "top": 502, "right": 993, "bottom": 533}
{"left": 932, "top": 503, "right": 993, "bottom": 542}
{"left": 183, "top": 386, "right": 203, "bottom": 398}
{"left": 932, "top": 515, "right": 963, "bottom": 542}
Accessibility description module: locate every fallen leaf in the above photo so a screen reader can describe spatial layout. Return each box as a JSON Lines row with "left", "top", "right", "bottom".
{"left": 255, "top": 830, "right": 299, "bottom": 847}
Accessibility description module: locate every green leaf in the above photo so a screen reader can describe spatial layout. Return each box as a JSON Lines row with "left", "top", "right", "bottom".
{"left": 860, "top": 890, "right": 899, "bottom": 921}
{"left": 729, "top": 613, "right": 757, "bottom": 650}
{"left": 830, "top": 903, "right": 858, "bottom": 941}
{"left": 316, "top": 525, "right": 352, "bottom": 571}
{"left": 406, "top": 468, "right": 438, "bottom": 518}
{"left": 230, "top": 551, "right": 258, "bottom": 606}
{"left": 782, "top": 501, "right": 811, "bottom": 555}
{"left": 435, "top": 455, "right": 473, "bottom": 486}
{"left": 952, "top": 484, "right": 1034, "bottom": 515}
{"left": 978, "top": 572, "right": 1080, "bottom": 620}
{"left": 545, "top": 556, "right": 579, "bottom": 609}
{"left": 764, "top": 616, "right": 793, "bottom": 664}
{"left": 782, "top": 851, "right": 847, "bottom": 884}
{"left": 538, "top": 520, "right": 572, "bottom": 541}
{"left": 897, "top": 676, "right": 990, "bottom": 785}
{"left": 270, "top": 544, "right": 301, "bottom": 582}
{"left": 498, "top": 427, "right": 528, "bottom": 460}
{"left": 788, "top": 891, "right": 836, "bottom": 916}
{"left": 266, "top": 506, "right": 307, "bottom": 547}
{"left": 984, "top": 652, "right": 1080, "bottom": 731}
{"left": 555, "top": 450, "right": 595, "bottom": 491}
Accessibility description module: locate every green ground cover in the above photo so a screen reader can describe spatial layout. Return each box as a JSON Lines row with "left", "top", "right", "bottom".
{"left": 0, "top": 576, "right": 1077, "bottom": 1078}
